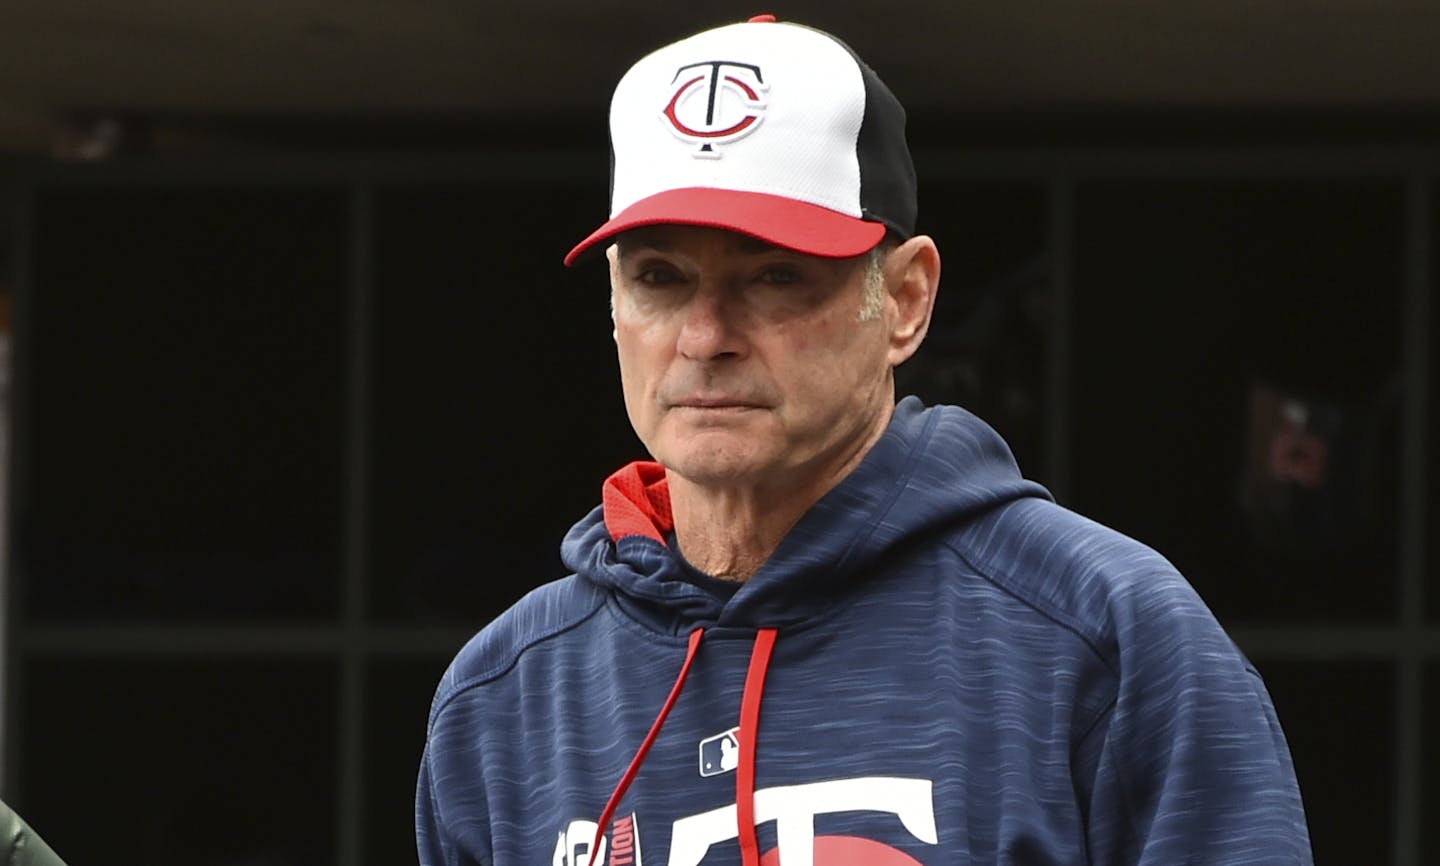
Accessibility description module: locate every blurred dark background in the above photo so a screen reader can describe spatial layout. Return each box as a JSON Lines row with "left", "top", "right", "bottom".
{"left": 0, "top": 2, "right": 1436, "bottom": 864}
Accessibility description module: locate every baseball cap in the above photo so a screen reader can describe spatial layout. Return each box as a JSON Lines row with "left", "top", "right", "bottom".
{"left": 563, "top": 14, "right": 916, "bottom": 266}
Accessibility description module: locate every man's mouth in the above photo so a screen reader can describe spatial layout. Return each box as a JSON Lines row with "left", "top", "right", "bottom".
{"left": 670, "top": 397, "right": 763, "bottom": 411}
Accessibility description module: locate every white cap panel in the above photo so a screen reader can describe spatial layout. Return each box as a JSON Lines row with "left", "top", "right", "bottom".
{"left": 608, "top": 22, "right": 867, "bottom": 219}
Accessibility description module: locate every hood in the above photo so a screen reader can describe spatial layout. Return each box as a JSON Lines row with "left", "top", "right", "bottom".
{"left": 560, "top": 396, "right": 1051, "bottom": 633}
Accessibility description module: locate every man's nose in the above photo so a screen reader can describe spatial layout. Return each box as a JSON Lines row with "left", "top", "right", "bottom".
{"left": 676, "top": 284, "right": 745, "bottom": 361}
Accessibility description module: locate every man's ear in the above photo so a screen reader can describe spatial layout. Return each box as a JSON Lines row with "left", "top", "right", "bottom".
{"left": 606, "top": 244, "right": 621, "bottom": 290}
{"left": 607, "top": 244, "right": 620, "bottom": 334}
{"left": 885, "top": 235, "right": 941, "bottom": 368}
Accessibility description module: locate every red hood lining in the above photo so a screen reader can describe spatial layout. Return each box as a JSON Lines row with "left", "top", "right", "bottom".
{"left": 603, "top": 460, "right": 675, "bottom": 544}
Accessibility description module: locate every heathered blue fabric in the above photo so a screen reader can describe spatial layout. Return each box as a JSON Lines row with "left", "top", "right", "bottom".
{"left": 417, "top": 398, "right": 1313, "bottom": 865}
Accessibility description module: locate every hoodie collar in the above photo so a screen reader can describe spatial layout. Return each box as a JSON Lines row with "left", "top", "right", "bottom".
{"left": 562, "top": 397, "right": 1052, "bottom": 633}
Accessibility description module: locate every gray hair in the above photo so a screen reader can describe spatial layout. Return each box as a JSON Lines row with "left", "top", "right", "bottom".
{"left": 858, "top": 241, "right": 889, "bottom": 321}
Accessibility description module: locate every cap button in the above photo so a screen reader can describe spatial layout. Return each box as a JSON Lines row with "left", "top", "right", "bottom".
{"left": 748, "top": 13, "right": 777, "bottom": 22}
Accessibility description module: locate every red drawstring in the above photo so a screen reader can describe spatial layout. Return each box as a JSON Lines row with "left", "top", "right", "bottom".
{"left": 736, "top": 628, "right": 778, "bottom": 866}
{"left": 588, "top": 628, "right": 705, "bottom": 866}
{"left": 586, "top": 626, "right": 778, "bottom": 866}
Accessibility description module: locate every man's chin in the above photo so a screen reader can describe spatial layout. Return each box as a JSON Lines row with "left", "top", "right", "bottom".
{"left": 659, "top": 447, "right": 772, "bottom": 489}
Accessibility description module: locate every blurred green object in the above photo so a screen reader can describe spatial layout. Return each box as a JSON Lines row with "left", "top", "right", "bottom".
{"left": 0, "top": 802, "right": 66, "bottom": 866}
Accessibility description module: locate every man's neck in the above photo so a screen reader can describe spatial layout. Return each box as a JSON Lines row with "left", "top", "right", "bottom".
{"left": 665, "top": 407, "right": 893, "bottom": 582}
{"left": 666, "top": 477, "right": 813, "bottom": 582}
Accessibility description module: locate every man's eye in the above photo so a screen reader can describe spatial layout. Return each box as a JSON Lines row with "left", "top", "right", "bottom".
{"left": 761, "top": 266, "right": 803, "bottom": 285}
{"left": 636, "top": 267, "right": 682, "bottom": 286}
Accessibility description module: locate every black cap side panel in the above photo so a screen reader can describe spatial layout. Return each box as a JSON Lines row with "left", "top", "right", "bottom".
{"left": 853, "top": 58, "right": 918, "bottom": 240}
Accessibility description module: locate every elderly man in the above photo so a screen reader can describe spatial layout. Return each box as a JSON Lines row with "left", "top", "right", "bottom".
{"left": 417, "top": 15, "right": 1312, "bottom": 866}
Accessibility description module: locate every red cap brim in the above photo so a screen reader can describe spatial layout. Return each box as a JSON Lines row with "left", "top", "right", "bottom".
{"left": 563, "top": 187, "right": 887, "bottom": 266}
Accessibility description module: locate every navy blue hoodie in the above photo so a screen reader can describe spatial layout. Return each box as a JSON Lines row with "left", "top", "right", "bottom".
{"left": 417, "top": 398, "right": 1312, "bottom": 865}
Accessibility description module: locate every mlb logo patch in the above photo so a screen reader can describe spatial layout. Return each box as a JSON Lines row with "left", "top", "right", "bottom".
{"left": 698, "top": 727, "right": 741, "bottom": 778}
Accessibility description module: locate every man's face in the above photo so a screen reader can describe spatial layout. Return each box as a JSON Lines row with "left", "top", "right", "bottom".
{"left": 610, "top": 224, "right": 897, "bottom": 493}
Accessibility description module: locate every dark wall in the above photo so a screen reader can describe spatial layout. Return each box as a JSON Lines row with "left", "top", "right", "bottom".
{"left": 1, "top": 124, "right": 1436, "bottom": 864}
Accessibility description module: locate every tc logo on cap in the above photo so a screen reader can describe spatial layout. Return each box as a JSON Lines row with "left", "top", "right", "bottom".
{"left": 662, "top": 61, "right": 768, "bottom": 158}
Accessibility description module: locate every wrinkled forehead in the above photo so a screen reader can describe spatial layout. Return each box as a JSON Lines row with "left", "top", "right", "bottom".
{"left": 614, "top": 225, "right": 790, "bottom": 258}
{"left": 608, "top": 225, "right": 879, "bottom": 295}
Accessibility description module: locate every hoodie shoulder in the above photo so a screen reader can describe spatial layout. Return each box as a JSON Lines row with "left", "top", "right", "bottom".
{"left": 428, "top": 575, "right": 607, "bottom": 724}
{"left": 952, "top": 497, "right": 1226, "bottom": 675}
